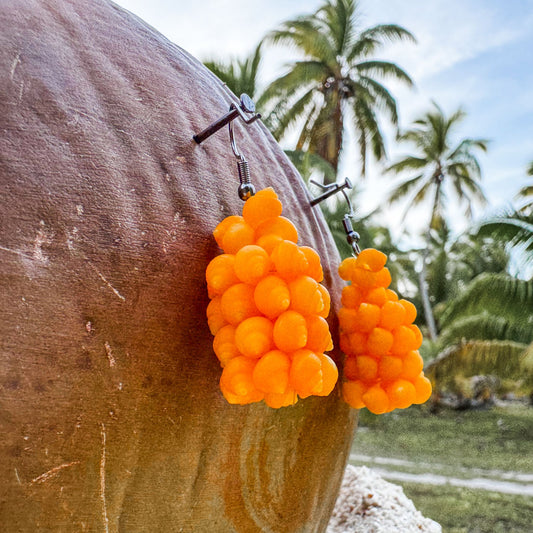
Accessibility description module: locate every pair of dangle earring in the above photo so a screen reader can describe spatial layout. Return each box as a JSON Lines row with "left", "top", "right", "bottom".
{"left": 196, "top": 92, "right": 431, "bottom": 413}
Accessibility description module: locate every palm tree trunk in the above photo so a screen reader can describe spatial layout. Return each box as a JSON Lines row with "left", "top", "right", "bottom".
{"left": 419, "top": 179, "right": 442, "bottom": 341}
{"left": 316, "top": 93, "right": 343, "bottom": 183}
{"left": 419, "top": 248, "right": 438, "bottom": 341}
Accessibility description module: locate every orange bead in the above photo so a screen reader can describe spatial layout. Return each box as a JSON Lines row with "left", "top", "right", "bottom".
{"left": 242, "top": 187, "right": 282, "bottom": 229}
{"left": 378, "top": 355, "right": 403, "bottom": 381}
{"left": 399, "top": 299, "right": 417, "bottom": 324}
{"left": 252, "top": 350, "right": 290, "bottom": 394}
{"left": 365, "top": 287, "right": 388, "bottom": 306}
{"left": 220, "top": 283, "right": 259, "bottom": 326}
{"left": 315, "top": 354, "right": 338, "bottom": 396}
{"left": 234, "top": 245, "right": 271, "bottom": 284}
{"left": 305, "top": 315, "right": 333, "bottom": 353}
{"left": 221, "top": 220, "right": 255, "bottom": 254}
{"left": 289, "top": 349, "right": 323, "bottom": 398}
{"left": 213, "top": 215, "right": 243, "bottom": 249}
{"left": 355, "top": 355, "right": 378, "bottom": 381}
{"left": 391, "top": 325, "right": 417, "bottom": 354}
{"left": 347, "top": 332, "right": 367, "bottom": 355}
{"left": 356, "top": 303, "right": 381, "bottom": 333}
{"left": 255, "top": 233, "right": 283, "bottom": 254}
{"left": 356, "top": 248, "right": 387, "bottom": 272}
{"left": 366, "top": 327, "right": 394, "bottom": 356}
{"left": 271, "top": 240, "right": 308, "bottom": 279}
{"left": 213, "top": 325, "right": 239, "bottom": 367}
{"left": 408, "top": 325, "right": 423, "bottom": 350}
{"left": 254, "top": 275, "right": 290, "bottom": 319}
{"left": 289, "top": 276, "right": 324, "bottom": 315}
{"left": 338, "top": 257, "right": 357, "bottom": 281}
{"left": 264, "top": 388, "right": 298, "bottom": 408}
{"left": 401, "top": 351, "right": 424, "bottom": 380}
{"left": 351, "top": 267, "right": 377, "bottom": 290}
{"left": 339, "top": 333, "right": 351, "bottom": 354}
{"left": 300, "top": 246, "right": 324, "bottom": 282}
{"left": 386, "top": 379, "right": 416, "bottom": 409}
{"left": 338, "top": 308, "right": 358, "bottom": 334}
{"left": 343, "top": 356, "right": 359, "bottom": 380}
{"left": 362, "top": 385, "right": 390, "bottom": 414}
{"left": 341, "top": 284, "right": 365, "bottom": 309}
{"left": 413, "top": 374, "right": 433, "bottom": 404}
{"left": 317, "top": 284, "right": 330, "bottom": 318}
{"left": 205, "top": 254, "right": 239, "bottom": 295}
{"left": 219, "top": 356, "right": 264, "bottom": 405}
{"left": 386, "top": 289, "right": 399, "bottom": 301}
{"left": 206, "top": 297, "right": 227, "bottom": 335}
{"left": 343, "top": 380, "right": 368, "bottom": 409}
{"left": 375, "top": 267, "right": 392, "bottom": 289}
{"left": 273, "top": 310, "right": 307, "bottom": 352}
{"left": 255, "top": 216, "right": 298, "bottom": 243}
{"left": 379, "top": 301, "right": 406, "bottom": 330}
{"left": 235, "top": 316, "right": 274, "bottom": 359}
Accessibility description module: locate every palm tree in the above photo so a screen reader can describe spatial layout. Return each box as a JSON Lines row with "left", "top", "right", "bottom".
{"left": 204, "top": 42, "right": 263, "bottom": 100}
{"left": 261, "top": 0, "right": 415, "bottom": 179}
{"left": 387, "top": 102, "right": 488, "bottom": 340}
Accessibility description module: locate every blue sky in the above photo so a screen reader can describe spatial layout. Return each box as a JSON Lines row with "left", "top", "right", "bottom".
{"left": 114, "top": 0, "right": 533, "bottom": 239}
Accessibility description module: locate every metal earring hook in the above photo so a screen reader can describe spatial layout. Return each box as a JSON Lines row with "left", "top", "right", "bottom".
{"left": 310, "top": 177, "right": 360, "bottom": 255}
{"left": 309, "top": 178, "right": 353, "bottom": 206}
{"left": 193, "top": 93, "right": 261, "bottom": 144}
{"left": 229, "top": 118, "right": 255, "bottom": 201}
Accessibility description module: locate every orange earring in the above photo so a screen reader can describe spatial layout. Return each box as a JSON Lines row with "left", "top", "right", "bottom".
{"left": 206, "top": 187, "right": 338, "bottom": 408}
{"left": 332, "top": 204, "right": 432, "bottom": 414}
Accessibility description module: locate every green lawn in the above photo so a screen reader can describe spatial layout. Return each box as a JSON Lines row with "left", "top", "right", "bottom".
{"left": 401, "top": 483, "right": 533, "bottom": 533}
{"left": 350, "top": 403, "right": 533, "bottom": 532}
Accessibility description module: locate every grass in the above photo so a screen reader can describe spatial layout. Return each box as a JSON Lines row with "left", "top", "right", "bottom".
{"left": 350, "top": 403, "right": 533, "bottom": 532}
{"left": 354, "top": 403, "right": 533, "bottom": 472}
{"left": 402, "top": 483, "right": 533, "bottom": 533}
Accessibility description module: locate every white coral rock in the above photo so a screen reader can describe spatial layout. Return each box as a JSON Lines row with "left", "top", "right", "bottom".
{"left": 327, "top": 465, "right": 441, "bottom": 533}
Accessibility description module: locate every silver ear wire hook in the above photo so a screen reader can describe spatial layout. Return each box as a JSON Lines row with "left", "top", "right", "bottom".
{"left": 310, "top": 177, "right": 360, "bottom": 255}
{"left": 193, "top": 93, "right": 261, "bottom": 144}
{"left": 309, "top": 178, "right": 353, "bottom": 206}
{"left": 229, "top": 118, "right": 255, "bottom": 201}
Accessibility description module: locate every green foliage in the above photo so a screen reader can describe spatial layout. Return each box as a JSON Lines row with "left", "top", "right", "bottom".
{"left": 429, "top": 271, "right": 533, "bottom": 397}
{"left": 204, "top": 42, "right": 263, "bottom": 99}
{"left": 439, "top": 273, "right": 533, "bottom": 326}
{"left": 439, "top": 314, "right": 533, "bottom": 346}
{"left": 477, "top": 211, "right": 533, "bottom": 269}
{"left": 284, "top": 149, "right": 336, "bottom": 183}
{"left": 261, "top": 0, "right": 415, "bottom": 177}
{"left": 425, "top": 340, "right": 530, "bottom": 395}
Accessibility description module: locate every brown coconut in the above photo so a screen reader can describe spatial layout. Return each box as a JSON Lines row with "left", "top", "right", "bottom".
{"left": 0, "top": 0, "right": 357, "bottom": 531}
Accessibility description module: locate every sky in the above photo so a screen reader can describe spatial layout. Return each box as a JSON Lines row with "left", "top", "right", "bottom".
{"left": 114, "top": 0, "right": 533, "bottom": 243}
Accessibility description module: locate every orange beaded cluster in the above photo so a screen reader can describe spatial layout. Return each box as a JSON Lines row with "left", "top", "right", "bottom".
{"left": 206, "top": 188, "right": 338, "bottom": 408}
{"left": 338, "top": 249, "right": 432, "bottom": 414}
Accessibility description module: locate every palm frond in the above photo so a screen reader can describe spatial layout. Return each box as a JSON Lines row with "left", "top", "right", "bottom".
{"left": 439, "top": 313, "right": 533, "bottom": 346}
{"left": 440, "top": 273, "right": 533, "bottom": 326}
{"left": 478, "top": 213, "right": 533, "bottom": 254}
{"left": 355, "top": 60, "right": 414, "bottom": 86}
{"left": 425, "top": 340, "right": 530, "bottom": 393}
{"left": 357, "top": 76, "right": 399, "bottom": 124}
{"left": 388, "top": 156, "right": 428, "bottom": 174}
{"left": 360, "top": 23, "right": 417, "bottom": 44}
